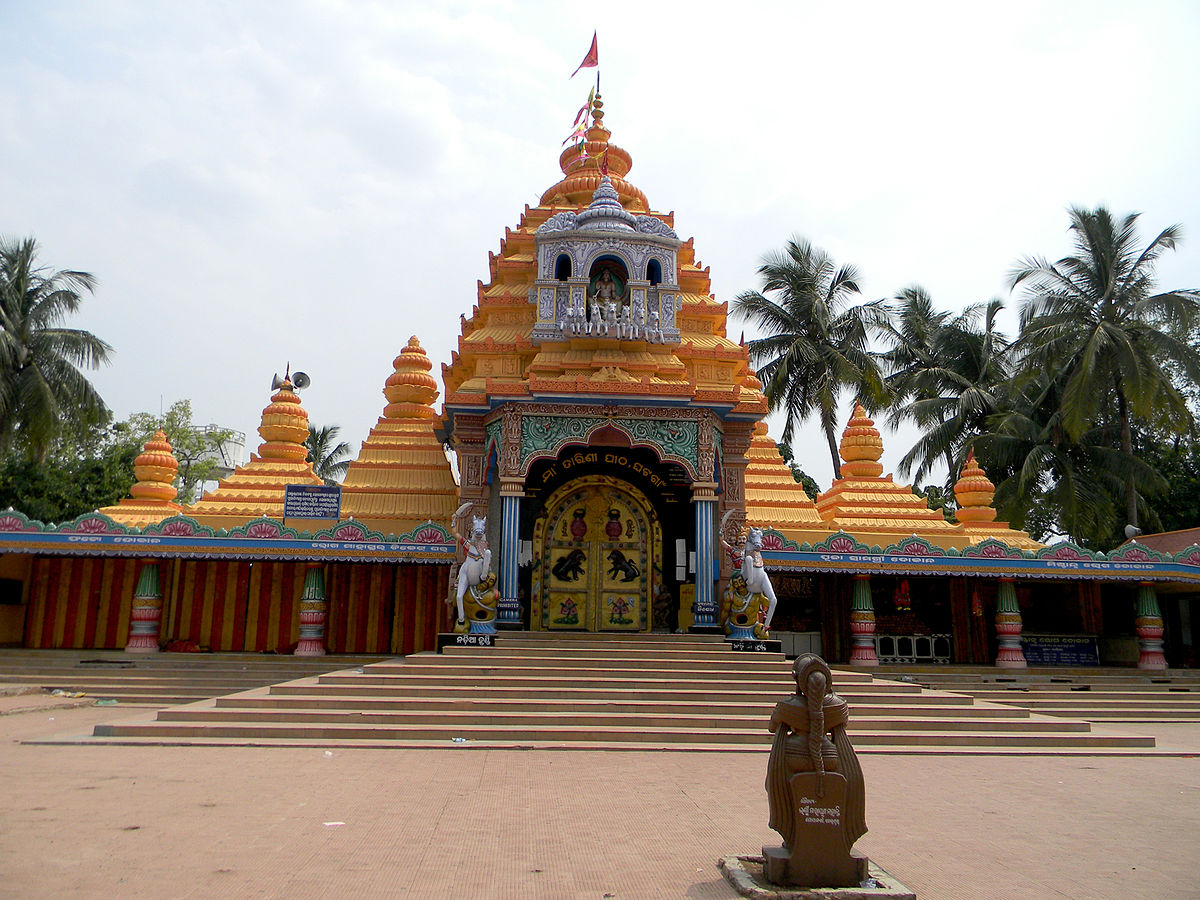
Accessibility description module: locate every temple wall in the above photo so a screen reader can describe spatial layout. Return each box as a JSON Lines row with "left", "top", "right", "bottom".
{"left": 0, "top": 554, "right": 32, "bottom": 644}
{"left": 20, "top": 556, "right": 450, "bottom": 655}
{"left": 24, "top": 557, "right": 138, "bottom": 649}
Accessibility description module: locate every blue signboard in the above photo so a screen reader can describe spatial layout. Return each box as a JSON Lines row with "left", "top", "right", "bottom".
{"left": 283, "top": 484, "right": 342, "bottom": 519}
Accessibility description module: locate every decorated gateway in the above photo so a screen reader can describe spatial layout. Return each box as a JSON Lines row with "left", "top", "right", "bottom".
{"left": 1, "top": 99, "right": 1196, "bottom": 669}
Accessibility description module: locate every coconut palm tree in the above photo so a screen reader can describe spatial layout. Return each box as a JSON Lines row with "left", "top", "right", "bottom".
{"left": 305, "top": 424, "right": 352, "bottom": 485}
{"left": 733, "top": 237, "right": 888, "bottom": 478}
{"left": 0, "top": 237, "right": 112, "bottom": 461}
{"left": 1011, "top": 207, "right": 1200, "bottom": 530}
{"left": 879, "top": 290, "right": 1012, "bottom": 486}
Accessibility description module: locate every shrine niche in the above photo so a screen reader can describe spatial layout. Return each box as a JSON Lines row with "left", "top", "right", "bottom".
{"left": 532, "top": 474, "right": 661, "bottom": 632}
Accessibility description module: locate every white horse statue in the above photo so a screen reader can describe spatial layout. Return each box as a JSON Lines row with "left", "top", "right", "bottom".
{"left": 741, "top": 527, "right": 779, "bottom": 628}
{"left": 452, "top": 504, "right": 492, "bottom": 628}
{"left": 721, "top": 513, "right": 779, "bottom": 631}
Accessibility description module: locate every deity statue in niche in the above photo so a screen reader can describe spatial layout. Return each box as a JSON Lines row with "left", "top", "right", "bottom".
{"left": 763, "top": 654, "right": 868, "bottom": 888}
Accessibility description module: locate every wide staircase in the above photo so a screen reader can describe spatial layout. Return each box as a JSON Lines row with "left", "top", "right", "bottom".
{"left": 86, "top": 633, "right": 1156, "bottom": 751}
{"left": 0, "top": 648, "right": 383, "bottom": 706}
{"left": 875, "top": 666, "right": 1200, "bottom": 723}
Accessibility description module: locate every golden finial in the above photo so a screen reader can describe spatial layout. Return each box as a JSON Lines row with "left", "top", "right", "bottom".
{"left": 383, "top": 335, "right": 439, "bottom": 419}
{"left": 953, "top": 447, "right": 997, "bottom": 523}
{"left": 838, "top": 402, "right": 884, "bottom": 478}
{"left": 129, "top": 430, "right": 179, "bottom": 502}
{"left": 257, "top": 380, "right": 309, "bottom": 461}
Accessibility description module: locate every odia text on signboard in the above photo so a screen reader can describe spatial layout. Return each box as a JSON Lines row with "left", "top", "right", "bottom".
{"left": 283, "top": 484, "right": 342, "bottom": 519}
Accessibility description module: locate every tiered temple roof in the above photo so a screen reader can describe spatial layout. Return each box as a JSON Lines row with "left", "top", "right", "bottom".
{"left": 96, "top": 430, "right": 182, "bottom": 528}
{"left": 815, "top": 403, "right": 960, "bottom": 543}
{"left": 340, "top": 336, "right": 460, "bottom": 533}
{"left": 186, "top": 378, "right": 324, "bottom": 528}
{"left": 439, "top": 96, "right": 767, "bottom": 419}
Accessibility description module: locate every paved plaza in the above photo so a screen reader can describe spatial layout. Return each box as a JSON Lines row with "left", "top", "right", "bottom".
{"left": 2, "top": 694, "right": 1199, "bottom": 899}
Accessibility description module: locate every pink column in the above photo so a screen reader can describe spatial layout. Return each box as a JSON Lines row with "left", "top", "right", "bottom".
{"left": 849, "top": 574, "right": 878, "bottom": 666}
{"left": 125, "top": 560, "right": 163, "bottom": 653}
{"left": 994, "top": 577, "right": 1027, "bottom": 668}
{"left": 295, "top": 564, "right": 327, "bottom": 656}
{"left": 1135, "top": 581, "right": 1167, "bottom": 671}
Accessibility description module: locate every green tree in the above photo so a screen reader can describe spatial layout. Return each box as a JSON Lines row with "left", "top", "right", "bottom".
{"left": 1011, "top": 207, "right": 1200, "bottom": 531}
{"left": 733, "top": 237, "right": 888, "bottom": 479}
{"left": 122, "top": 400, "right": 236, "bottom": 503}
{"left": 0, "top": 237, "right": 113, "bottom": 460}
{"left": 775, "top": 442, "right": 821, "bottom": 500}
{"left": 306, "top": 424, "right": 352, "bottom": 485}
{"left": 0, "top": 415, "right": 138, "bottom": 523}
{"left": 878, "top": 290, "right": 1012, "bottom": 487}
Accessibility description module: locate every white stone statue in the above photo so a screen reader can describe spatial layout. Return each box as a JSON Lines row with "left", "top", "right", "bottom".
{"left": 451, "top": 504, "right": 493, "bottom": 629}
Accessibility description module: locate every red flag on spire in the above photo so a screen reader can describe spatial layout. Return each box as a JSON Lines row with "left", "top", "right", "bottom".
{"left": 599, "top": 147, "right": 609, "bottom": 176}
{"left": 571, "top": 31, "right": 599, "bottom": 78}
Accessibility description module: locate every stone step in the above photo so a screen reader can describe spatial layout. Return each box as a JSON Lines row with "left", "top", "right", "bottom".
{"left": 922, "top": 681, "right": 1200, "bottom": 693}
{"left": 270, "top": 686, "right": 964, "bottom": 710}
{"left": 152, "top": 707, "right": 1076, "bottom": 732}
{"left": 218, "top": 695, "right": 1022, "bottom": 717}
{"left": 383, "top": 655, "right": 794, "bottom": 672}
{"left": 956, "top": 692, "right": 1200, "bottom": 706}
{"left": 91, "top": 720, "right": 1152, "bottom": 748}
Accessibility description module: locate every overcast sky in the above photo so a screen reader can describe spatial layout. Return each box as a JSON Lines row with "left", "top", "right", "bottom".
{"left": 3, "top": 1, "right": 1199, "bottom": 490}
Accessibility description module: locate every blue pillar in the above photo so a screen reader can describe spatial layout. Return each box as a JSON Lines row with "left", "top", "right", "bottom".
{"left": 497, "top": 479, "right": 523, "bottom": 628}
{"left": 691, "top": 483, "right": 719, "bottom": 629}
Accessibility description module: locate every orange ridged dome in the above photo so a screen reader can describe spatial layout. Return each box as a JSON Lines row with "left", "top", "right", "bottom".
{"left": 384, "top": 336, "right": 439, "bottom": 419}
{"left": 954, "top": 448, "right": 998, "bottom": 523}
{"left": 838, "top": 403, "right": 884, "bottom": 478}
{"left": 538, "top": 96, "right": 648, "bottom": 211}
{"left": 129, "top": 430, "right": 179, "bottom": 502}
{"left": 257, "top": 382, "right": 309, "bottom": 461}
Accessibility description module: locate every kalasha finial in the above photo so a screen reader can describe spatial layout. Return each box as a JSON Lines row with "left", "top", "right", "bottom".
{"left": 838, "top": 402, "right": 883, "bottom": 478}
{"left": 954, "top": 447, "right": 997, "bottom": 523}
{"left": 383, "top": 335, "right": 439, "bottom": 419}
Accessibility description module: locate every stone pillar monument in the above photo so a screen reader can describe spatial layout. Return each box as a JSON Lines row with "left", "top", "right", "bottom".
{"left": 849, "top": 574, "right": 879, "bottom": 666}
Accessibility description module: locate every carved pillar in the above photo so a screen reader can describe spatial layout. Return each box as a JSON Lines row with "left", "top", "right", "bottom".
{"left": 453, "top": 414, "right": 488, "bottom": 507}
{"left": 848, "top": 574, "right": 878, "bottom": 666}
{"left": 1135, "top": 581, "right": 1168, "bottom": 670}
{"left": 294, "top": 564, "right": 327, "bottom": 656}
{"left": 718, "top": 424, "right": 752, "bottom": 585}
{"left": 497, "top": 477, "right": 524, "bottom": 627}
{"left": 994, "top": 577, "right": 1026, "bottom": 668}
{"left": 125, "top": 560, "right": 163, "bottom": 653}
{"left": 690, "top": 481, "right": 719, "bottom": 629}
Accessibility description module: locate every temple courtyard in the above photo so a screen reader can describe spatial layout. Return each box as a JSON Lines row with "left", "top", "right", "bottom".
{"left": 2, "top": 691, "right": 1198, "bottom": 899}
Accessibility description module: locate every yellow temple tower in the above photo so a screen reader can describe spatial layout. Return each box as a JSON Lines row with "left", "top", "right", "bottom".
{"left": 340, "top": 336, "right": 459, "bottom": 534}
{"left": 186, "top": 377, "right": 324, "bottom": 529}
{"left": 96, "top": 430, "right": 183, "bottom": 528}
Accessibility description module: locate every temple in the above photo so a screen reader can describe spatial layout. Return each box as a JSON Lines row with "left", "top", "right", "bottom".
{"left": 0, "top": 96, "right": 1196, "bottom": 670}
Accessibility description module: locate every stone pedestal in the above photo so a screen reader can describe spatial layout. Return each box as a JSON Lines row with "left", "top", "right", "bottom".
{"left": 1135, "top": 581, "right": 1167, "bottom": 670}
{"left": 125, "top": 561, "right": 162, "bottom": 653}
{"left": 849, "top": 574, "right": 878, "bottom": 667}
{"left": 763, "top": 772, "right": 868, "bottom": 888}
{"left": 295, "top": 565, "right": 327, "bottom": 656}
{"left": 994, "top": 577, "right": 1026, "bottom": 669}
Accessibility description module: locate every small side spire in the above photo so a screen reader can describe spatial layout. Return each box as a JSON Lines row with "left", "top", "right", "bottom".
{"left": 383, "top": 336, "right": 439, "bottom": 420}
{"left": 129, "top": 430, "right": 180, "bottom": 502}
{"left": 838, "top": 402, "right": 884, "bottom": 478}
{"left": 257, "top": 378, "right": 310, "bottom": 462}
{"left": 953, "top": 447, "right": 998, "bottom": 523}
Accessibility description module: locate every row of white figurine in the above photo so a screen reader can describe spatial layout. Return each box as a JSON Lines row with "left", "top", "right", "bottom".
{"left": 559, "top": 298, "right": 666, "bottom": 342}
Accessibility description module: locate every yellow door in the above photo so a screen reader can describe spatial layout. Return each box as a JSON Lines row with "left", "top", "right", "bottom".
{"left": 533, "top": 475, "right": 660, "bottom": 632}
